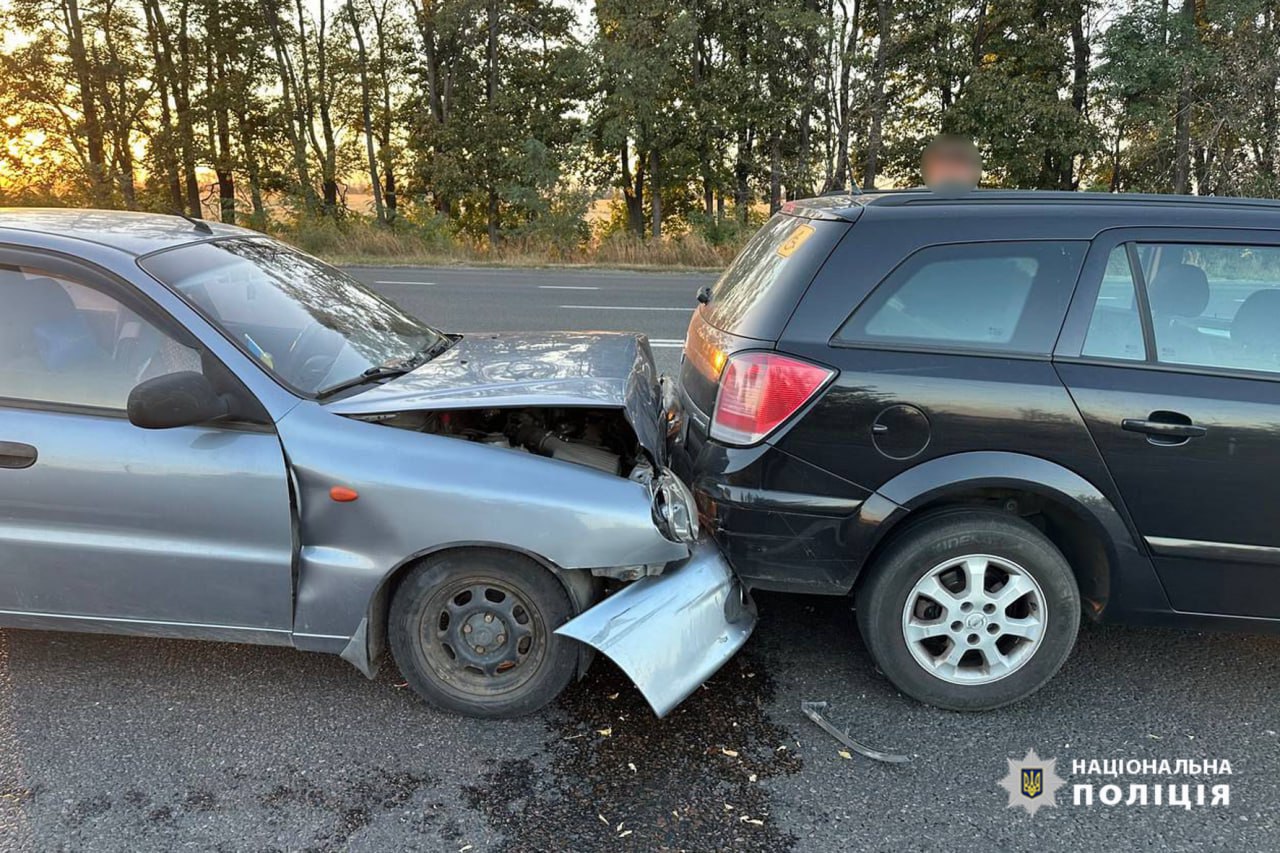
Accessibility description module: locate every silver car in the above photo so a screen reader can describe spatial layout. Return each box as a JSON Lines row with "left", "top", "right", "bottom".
{"left": 0, "top": 209, "right": 755, "bottom": 718}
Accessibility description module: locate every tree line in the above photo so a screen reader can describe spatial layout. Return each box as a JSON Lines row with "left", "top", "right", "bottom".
{"left": 1, "top": 0, "right": 1279, "bottom": 248}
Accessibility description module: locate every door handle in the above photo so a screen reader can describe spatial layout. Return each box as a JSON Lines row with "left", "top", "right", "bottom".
{"left": 1121, "top": 417, "right": 1207, "bottom": 440}
{"left": 0, "top": 442, "right": 37, "bottom": 469}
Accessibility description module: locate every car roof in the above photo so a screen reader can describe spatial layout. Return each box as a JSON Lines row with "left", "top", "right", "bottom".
{"left": 0, "top": 208, "right": 255, "bottom": 257}
{"left": 785, "top": 188, "right": 1280, "bottom": 229}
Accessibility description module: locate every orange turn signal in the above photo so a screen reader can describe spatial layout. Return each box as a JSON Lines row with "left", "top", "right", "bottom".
{"left": 329, "top": 486, "right": 359, "bottom": 503}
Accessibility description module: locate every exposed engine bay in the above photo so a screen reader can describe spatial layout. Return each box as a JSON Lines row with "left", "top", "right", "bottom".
{"left": 351, "top": 404, "right": 699, "bottom": 548}
{"left": 354, "top": 406, "right": 640, "bottom": 477}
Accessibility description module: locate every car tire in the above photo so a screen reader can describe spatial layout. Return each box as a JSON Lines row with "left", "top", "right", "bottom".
{"left": 855, "top": 510, "right": 1080, "bottom": 711}
{"left": 389, "top": 549, "right": 578, "bottom": 718}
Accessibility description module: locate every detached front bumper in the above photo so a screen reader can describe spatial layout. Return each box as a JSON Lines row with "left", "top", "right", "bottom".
{"left": 556, "top": 537, "right": 757, "bottom": 717}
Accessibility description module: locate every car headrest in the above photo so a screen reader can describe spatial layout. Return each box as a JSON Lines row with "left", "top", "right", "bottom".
{"left": 1232, "top": 288, "right": 1280, "bottom": 350}
{"left": 11, "top": 276, "right": 79, "bottom": 322}
{"left": 1148, "top": 263, "right": 1209, "bottom": 318}
{"left": 0, "top": 276, "right": 80, "bottom": 355}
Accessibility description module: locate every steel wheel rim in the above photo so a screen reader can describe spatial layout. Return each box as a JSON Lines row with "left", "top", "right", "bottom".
{"left": 900, "top": 553, "right": 1047, "bottom": 685}
{"left": 419, "top": 577, "right": 546, "bottom": 696}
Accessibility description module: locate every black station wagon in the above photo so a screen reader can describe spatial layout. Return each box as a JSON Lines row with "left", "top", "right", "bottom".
{"left": 671, "top": 189, "right": 1280, "bottom": 710}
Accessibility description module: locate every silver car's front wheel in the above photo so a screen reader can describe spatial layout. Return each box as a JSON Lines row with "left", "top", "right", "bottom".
{"left": 857, "top": 510, "right": 1080, "bottom": 711}
{"left": 389, "top": 549, "right": 580, "bottom": 718}
{"left": 901, "top": 554, "right": 1046, "bottom": 685}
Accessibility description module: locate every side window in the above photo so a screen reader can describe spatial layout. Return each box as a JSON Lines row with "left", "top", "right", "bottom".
{"left": 0, "top": 266, "right": 203, "bottom": 410}
{"left": 836, "top": 241, "right": 1087, "bottom": 355}
{"left": 1081, "top": 246, "right": 1146, "bottom": 361}
{"left": 1137, "top": 243, "right": 1280, "bottom": 374}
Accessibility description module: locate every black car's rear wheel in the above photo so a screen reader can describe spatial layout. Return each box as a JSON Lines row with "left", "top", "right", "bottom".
{"left": 389, "top": 550, "right": 577, "bottom": 718}
{"left": 856, "top": 510, "right": 1080, "bottom": 711}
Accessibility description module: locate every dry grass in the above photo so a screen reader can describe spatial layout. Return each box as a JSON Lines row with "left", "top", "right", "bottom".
{"left": 277, "top": 216, "right": 741, "bottom": 271}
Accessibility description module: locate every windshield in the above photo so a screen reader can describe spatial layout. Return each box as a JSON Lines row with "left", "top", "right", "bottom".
{"left": 140, "top": 238, "right": 445, "bottom": 395}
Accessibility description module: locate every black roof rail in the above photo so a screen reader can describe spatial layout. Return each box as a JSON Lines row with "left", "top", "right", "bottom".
{"left": 861, "top": 189, "right": 1280, "bottom": 211}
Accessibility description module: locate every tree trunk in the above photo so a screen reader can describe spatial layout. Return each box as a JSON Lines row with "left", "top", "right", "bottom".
{"left": 62, "top": 0, "right": 110, "bottom": 205}
{"left": 650, "top": 148, "right": 662, "bottom": 239}
{"left": 621, "top": 140, "right": 646, "bottom": 239}
{"left": 208, "top": 0, "right": 236, "bottom": 224}
{"left": 793, "top": 0, "right": 820, "bottom": 199}
{"left": 294, "top": 0, "right": 338, "bottom": 214}
{"left": 1260, "top": 1, "right": 1279, "bottom": 183}
{"left": 692, "top": 28, "right": 713, "bottom": 216}
{"left": 170, "top": 0, "right": 202, "bottom": 216}
{"left": 315, "top": 0, "right": 339, "bottom": 212}
{"left": 1172, "top": 0, "right": 1196, "bottom": 194}
{"left": 239, "top": 114, "right": 268, "bottom": 227}
{"left": 1110, "top": 122, "right": 1124, "bottom": 192}
{"left": 734, "top": 124, "right": 751, "bottom": 225}
{"left": 863, "top": 0, "right": 889, "bottom": 190}
{"left": 1064, "top": 0, "right": 1089, "bottom": 190}
{"left": 348, "top": 0, "right": 385, "bottom": 223}
{"left": 487, "top": 187, "right": 499, "bottom": 247}
{"left": 99, "top": 0, "right": 137, "bottom": 208}
{"left": 769, "top": 132, "right": 782, "bottom": 213}
{"left": 485, "top": 0, "right": 499, "bottom": 245}
{"left": 372, "top": 0, "right": 396, "bottom": 220}
{"left": 415, "top": 0, "right": 447, "bottom": 124}
{"left": 263, "top": 0, "right": 318, "bottom": 211}
{"left": 143, "top": 0, "right": 184, "bottom": 210}
{"left": 831, "top": 0, "right": 860, "bottom": 191}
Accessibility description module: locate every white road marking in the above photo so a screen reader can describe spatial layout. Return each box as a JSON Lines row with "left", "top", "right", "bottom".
{"left": 538, "top": 285, "right": 599, "bottom": 290}
{"left": 375, "top": 280, "right": 436, "bottom": 286}
{"left": 649, "top": 339, "right": 686, "bottom": 348}
{"left": 560, "top": 305, "right": 690, "bottom": 312}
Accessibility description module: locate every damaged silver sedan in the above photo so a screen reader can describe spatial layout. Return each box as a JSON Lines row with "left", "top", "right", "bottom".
{"left": 0, "top": 209, "right": 753, "bottom": 717}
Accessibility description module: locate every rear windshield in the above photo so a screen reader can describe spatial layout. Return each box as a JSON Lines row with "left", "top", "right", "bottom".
{"left": 704, "top": 214, "right": 847, "bottom": 340}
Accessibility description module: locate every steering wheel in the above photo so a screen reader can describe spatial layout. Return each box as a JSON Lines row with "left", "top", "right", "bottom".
{"left": 296, "top": 354, "right": 336, "bottom": 389}
{"left": 281, "top": 322, "right": 335, "bottom": 382}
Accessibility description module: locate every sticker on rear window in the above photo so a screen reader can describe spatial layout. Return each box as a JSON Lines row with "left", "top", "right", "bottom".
{"left": 776, "top": 224, "right": 815, "bottom": 258}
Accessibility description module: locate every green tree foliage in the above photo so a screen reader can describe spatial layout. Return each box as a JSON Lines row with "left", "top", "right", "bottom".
{"left": 407, "top": 0, "right": 588, "bottom": 244}
{"left": 2, "top": 0, "right": 1280, "bottom": 247}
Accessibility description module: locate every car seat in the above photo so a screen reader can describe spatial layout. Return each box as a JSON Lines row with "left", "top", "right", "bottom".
{"left": 1230, "top": 288, "right": 1280, "bottom": 373}
{"left": 0, "top": 275, "right": 101, "bottom": 370}
{"left": 1147, "top": 263, "right": 1213, "bottom": 365}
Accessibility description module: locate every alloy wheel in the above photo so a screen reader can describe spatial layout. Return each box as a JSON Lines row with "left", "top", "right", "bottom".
{"left": 900, "top": 554, "right": 1046, "bottom": 685}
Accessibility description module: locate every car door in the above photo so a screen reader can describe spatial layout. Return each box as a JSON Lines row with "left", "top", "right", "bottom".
{"left": 780, "top": 238, "right": 1101, "bottom": 495}
{"left": 0, "top": 249, "right": 296, "bottom": 641}
{"left": 1055, "top": 228, "right": 1280, "bottom": 619}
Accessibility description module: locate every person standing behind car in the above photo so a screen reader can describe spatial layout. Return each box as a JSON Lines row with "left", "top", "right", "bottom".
{"left": 922, "top": 134, "right": 982, "bottom": 192}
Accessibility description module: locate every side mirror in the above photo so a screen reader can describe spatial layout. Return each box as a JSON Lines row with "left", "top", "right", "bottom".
{"left": 127, "top": 371, "right": 230, "bottom": 430}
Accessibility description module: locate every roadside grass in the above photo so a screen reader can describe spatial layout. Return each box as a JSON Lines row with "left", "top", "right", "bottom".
{"left": 280, "top": 217, "right": 740, "bottom": 271}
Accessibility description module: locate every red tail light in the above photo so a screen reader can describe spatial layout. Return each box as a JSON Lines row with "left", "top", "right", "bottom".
{"left": 710, "top": 352, "right": 834, "bottom": 446}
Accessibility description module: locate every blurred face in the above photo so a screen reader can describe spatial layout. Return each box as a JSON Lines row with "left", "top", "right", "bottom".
{"left": 923, "top": 147, "right": 981, "bottom": 190}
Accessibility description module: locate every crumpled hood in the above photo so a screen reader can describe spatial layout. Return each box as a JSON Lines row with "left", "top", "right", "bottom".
{"left": 325, "top": 330, "right": 666, "bottom": 463}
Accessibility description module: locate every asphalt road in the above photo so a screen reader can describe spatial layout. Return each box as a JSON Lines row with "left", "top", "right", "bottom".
{"left": 2, "top": 266, "right": 1278, "bottom": 853}
{"left": 345, "top": 265, "right": 715, "bottom": 376}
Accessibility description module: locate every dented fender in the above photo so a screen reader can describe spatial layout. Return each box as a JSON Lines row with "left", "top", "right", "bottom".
{"left": 275, "top": 402, "right": 690, "bottom": 661}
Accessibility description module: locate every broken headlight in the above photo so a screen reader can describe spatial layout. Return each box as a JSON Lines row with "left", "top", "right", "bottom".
{"left": 651, "top": 469, "right": 700, "bottom": 544}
